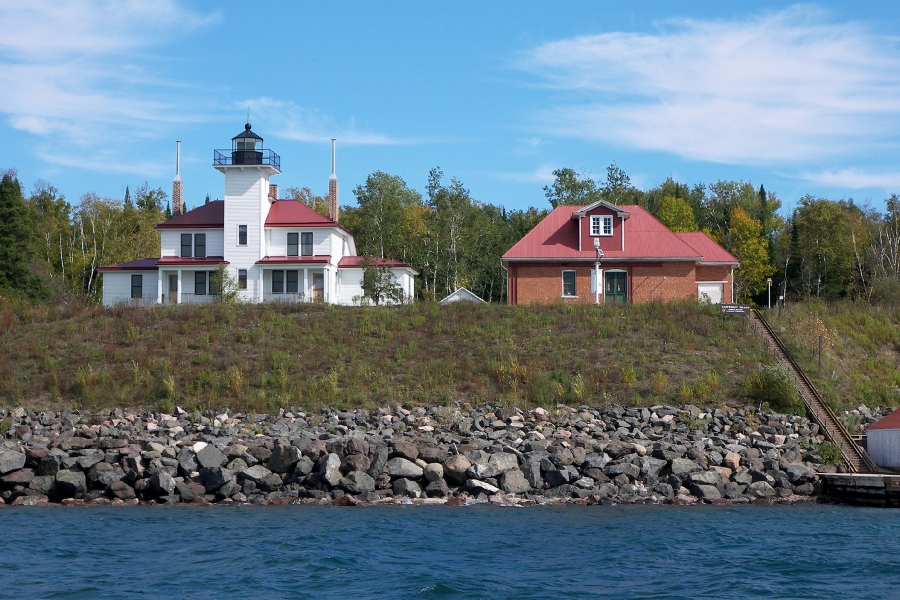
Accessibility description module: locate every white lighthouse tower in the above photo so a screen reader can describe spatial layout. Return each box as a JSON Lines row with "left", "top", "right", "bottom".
{"left": 214, "top": 123, "right": 280, "bottom": 301}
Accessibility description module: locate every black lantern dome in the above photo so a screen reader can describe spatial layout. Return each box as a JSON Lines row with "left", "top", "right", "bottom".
{"left": 231, "top": 123, "right": 263, "bottom": 165}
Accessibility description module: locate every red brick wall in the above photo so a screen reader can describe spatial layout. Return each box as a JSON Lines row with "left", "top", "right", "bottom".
{"left": 509, "top": 261, "right": 733, "bottom": 305}
{"left": 631, "top": 262, "right": 697, "bottom": 303}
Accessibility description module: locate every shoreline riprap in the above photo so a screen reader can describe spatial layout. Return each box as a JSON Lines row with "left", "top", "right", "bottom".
{"left": 0, "top": 403, "right": 846, "bottom": 507}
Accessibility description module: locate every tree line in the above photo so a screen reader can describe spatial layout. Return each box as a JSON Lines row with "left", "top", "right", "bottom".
{"left": 2, "top": 163, "right": 899, "bottom": 305}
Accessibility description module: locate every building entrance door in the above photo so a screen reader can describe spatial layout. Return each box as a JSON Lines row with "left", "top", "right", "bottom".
{"left": 312, "top": 273, "right": 324, "bottom": 303}
{"left": 605, "top": 272, "right": 627, "bottom": 304}
{"left": 168, "top": 274, "right": 178, "bottom": 303}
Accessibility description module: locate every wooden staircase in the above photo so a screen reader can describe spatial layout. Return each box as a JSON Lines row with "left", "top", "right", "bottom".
{"left": 748, "top": 309, "right": 877, "bottom": 473}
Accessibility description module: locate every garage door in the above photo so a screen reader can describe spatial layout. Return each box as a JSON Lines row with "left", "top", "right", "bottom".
{"left": 698, "top": 283, "right": 723, "bottom": 304}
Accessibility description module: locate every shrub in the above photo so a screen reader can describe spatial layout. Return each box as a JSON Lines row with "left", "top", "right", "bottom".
{"left": 747, "top": 364, "right": 804, "bottom": 413}
{"left": 818, "top": 441, "right": 842, "bottom": 465}
{"left": 650, "top": 371, "right": 668, "bottom": 395}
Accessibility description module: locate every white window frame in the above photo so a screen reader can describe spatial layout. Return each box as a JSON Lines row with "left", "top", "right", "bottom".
{"left": 591, "top": 215, "right": 613, "bottom": 236}
{"left": 562, "top": 269, "right": 577, "bottom": 297}
{"left": 237, "top": 225, "right": 248, "bottom": 246}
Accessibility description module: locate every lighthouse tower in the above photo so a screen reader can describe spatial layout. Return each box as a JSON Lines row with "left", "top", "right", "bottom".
{"left": 213, "top": 123, "right": 280, "bottom": 301}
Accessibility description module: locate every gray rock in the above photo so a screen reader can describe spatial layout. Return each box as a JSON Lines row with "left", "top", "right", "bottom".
{"left": 688, "top": 470, "right": 722, "bottom": 486}
{"left": 786, "top": 463, "right": 815, "bottom": 485}
{"left": 0, "top": 450, "right": 25, "bottom": 474}
{"left": 76, "top": 452, "right": 104, "bottom": 471}
{"left": 367, "top": 445, "right": 389, "bottom": 478}
{"left": 294, "top": 456, "right": 315, "bottom": 476}
{"left": 242, "top": 465, "right": 274, "bottom": 483}
{"left": 320, "top": 453, "right": 343, "bottom": 487}
{"left": 176, "top": 448, "right": 198, "bottom": 474}
{"left": 604, "top": 462, "right": 640, "bottom": 479}
{"left": 151, "top": 471, "right": 177, "bottom": 496}
{"left": 464, "top": 479, "right": 500, "bottom": 494}
{"left": 670, "top": 458, "right": 702, "bottom": 475}
{"left": 36, "top": 455, "right": 62, "bottom": 477}
{"left": 196, "top": 445, "right": 227, "bottom": 469}
{"left": 544, "top": 469, "right": 571, "bottom": 487}
{"left": 582, "top": 452, "right": 610, "bottom": 470}
{"left": 488, "top": 452, "right": 519, "bottom": 474}
{"left": 747, "top": 481, "right": 777, "bottom": 498}
{"left": 200, "top": 466, "right": 234, "bottom": 492}
{"left": 443, "top": 454, "right": 471, "bottom": 484}
{"left": 500, "top": 469, "right": 531, "bottom": 494}
{"left": 29, "top": 475, "right": 57, "bottom": 496}
{"left": 690, "top": 484, "right": 722, "bottom": 500}
{"left": 392, "top": 478, "right": 422, "bottom": 498}
{"left": 55, "top": 470, "right": 87, "bottom": 498}
{"left": 341, "top": 471, "right": 376, "bottom": 494}
{"left": 97, "top": 466, "right": 126, "bottom": 488}
{"left": 573, "top": 477, "right": 595, "bottom": 490}
{"left": 637, "top": 456, "right": 667, "bottom": 478}
{"left": 425, "top": 478, "right": 450, "bottom": 498}
{"left": 652, "top": 483, "right": 674, "bottom": 500}
{"left": 345, "top": 437, "right": 370, "bottom": 457}
{"left": 268, "top": 444, "right": 301, "bottom": 473}
{"left": 386, "top": 457, "right": 423, "bottom": 479}
{"left": 423, "top": 463, "right": 444, "bottom": 482}
{"left": 391, "top": 441, "right": 419, "bottom": 461}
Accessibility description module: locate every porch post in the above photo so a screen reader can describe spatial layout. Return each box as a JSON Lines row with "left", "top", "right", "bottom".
{"left": 176, "top": 269, "right": 182, "bottom": 304}
{"left": 258, "top": 268, "right": 264, "bottom": 303}
{"left": 303, "top": 269, "right": 308, "bottom": 302}
{"left": 157, "top": 269, "right": 163, "bottom": 304}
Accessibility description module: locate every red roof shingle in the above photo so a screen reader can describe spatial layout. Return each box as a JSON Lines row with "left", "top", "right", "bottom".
{"left": 265, "top": 200, "right": 335, "bottom": 227}
{"left": 156, "top": 201, "right": 224, "bottom": 229}
{"left": 502, "top": 204, "right": 737, "bottom": 264}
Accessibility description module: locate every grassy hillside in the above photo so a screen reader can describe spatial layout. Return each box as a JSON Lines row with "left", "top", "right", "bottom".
{"left": 766, "top": 301, "right": 900, "bottom": 412}
{"left": 0, "top": 300, "right": 776, "bottom": 414}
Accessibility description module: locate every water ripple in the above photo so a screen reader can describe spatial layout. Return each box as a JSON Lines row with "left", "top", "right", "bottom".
{"left": 2, "top": 505, "right": 900, "bottom": 599}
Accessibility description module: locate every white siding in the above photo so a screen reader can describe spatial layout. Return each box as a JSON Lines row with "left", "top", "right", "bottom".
{"left": 160, "top": 230, "right": 224, "bottom": 257}
{"left": 223, "top": 167, "right": 270, "bottom": 301}
{"left": 867, "top": 429, "right": 900, "bottom": 468}
{"left": 266, "top": 227, "right": 333, "bottom": 257}
{"left": 337, "top": 268, "right": 365, "bottom": 305}
{"left": 102, "top": 271, "right": 155, "bottom": 306}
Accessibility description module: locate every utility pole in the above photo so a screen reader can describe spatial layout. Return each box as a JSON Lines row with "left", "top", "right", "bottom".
{"left": 767, "top": 278, "right": 772, "bottom": 310}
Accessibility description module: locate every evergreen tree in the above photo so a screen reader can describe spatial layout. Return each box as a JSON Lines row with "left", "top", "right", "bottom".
{"left": 165, "top": 201, "right": 172, "bottom": 220}
{"left": 205, "top": 194, "right": 210, "bottom": 205}
{"left": 124, "top": 185, "right": 132, "bottom": 209}
{"left": 0, "top": 172, "right": 47, "bottom": 299}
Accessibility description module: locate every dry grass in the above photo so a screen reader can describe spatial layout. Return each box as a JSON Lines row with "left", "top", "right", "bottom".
{"left": 0, "top": 299, "right": 773, "bottom": 414}
{"left": 766, "top": 301, "right": 900, "bottom": 411}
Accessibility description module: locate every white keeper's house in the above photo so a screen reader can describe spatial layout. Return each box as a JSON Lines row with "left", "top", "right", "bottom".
{"left": 99, "top": 124, "right": 417, "bottom": 306}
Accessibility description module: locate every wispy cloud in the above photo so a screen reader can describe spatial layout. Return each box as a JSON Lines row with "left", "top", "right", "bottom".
{"left": 799, "top": 168, "right": 900, "bottom": 192}
{"left": 0, "top": 1, "right": 220, "bottom": 144}
{"left": 519, "top": 6, "right": 900, "bottom": 165}
{"left": 243, "top": 98, "right": 412, "bottom": 146}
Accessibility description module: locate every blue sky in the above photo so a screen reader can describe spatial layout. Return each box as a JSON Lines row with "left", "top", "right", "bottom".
{"left": 3, "top": 1, "right": 900, "bottom": 215}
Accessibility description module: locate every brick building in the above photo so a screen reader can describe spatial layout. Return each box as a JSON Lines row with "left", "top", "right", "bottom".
{"left": 502, "top": 200, "right": 738, "bottom": 305}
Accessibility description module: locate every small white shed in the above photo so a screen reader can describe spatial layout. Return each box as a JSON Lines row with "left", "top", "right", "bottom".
{"left": 866, "top": 410, "right": 900, "bottom": 468}
{"left": 439, "top": 287, "right": 486, "bottom": 305}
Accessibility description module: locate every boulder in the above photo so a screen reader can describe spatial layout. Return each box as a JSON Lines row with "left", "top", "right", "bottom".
{"left": 11, "top": 493, "right": 48, "bottom": 506}
{"left": 392, "top": 478, "right": 422, "bottom": 498}
{"left": 443, "top": 454, "right": 471, "bottom": 484}
{"left": 150, "top": 471, "right": 177, "bottom": 496}
{"left": 423, "top": 463, "right": 444, "bottom": 482}
{"left": 688, "top": 470, "right": 722, "bottom": 486}
{"left": 367, "top": 445, "right": 389, "bottom": 478}
{"left": 29, "top": 475, "right": 57, "bottom": 496}
{"left": 196, "top": 445, "right": 227, "bottom": 469}
{"left": 294, "top": 456, "right": 315, "bottom": 476}
{"left": 345, "top": 437, "right": 370, "bottom": 457}
{"left": 1, "top": 467, "right": 34, "bottom": 487}
{"left": 690, "top": 484, "right": 722, "bottom": 500}
{"left": 425, "top": 478, "right": 450, "bottom": 498}
{"left": 55, "top": 470, "right": 87, "bottom": 498}
{"left": 391, "top": 441, "right": 419, "bottom": 461}
{"left": 582, "top": 452, "right": 610, "bottom": 470}
{"left": 241, "top": 465, "right": 274, "bottom": 483}
{"left": 787, "top": 463, "right": 816, "bottom": 485}
{"left": 670, "top": 458, "right": 702, "bottom": 475}
{"left": 109, "top": 480, "right": 137, "bottom": 500}
{"left": 746, "top": 481, "right": 777, "bottom": 498}
{"left": 319, "top": 453, "right": 343, "bottom": 487}
{"left": 723, "top": 451, "right": 741, "bottom": 471}
{"left": 500, "top": 469, "right": 531, "bottom": 494}
{"left": 200, "top": 466, "right": 234, "bottom": 492}
{"left": 0, "top": 450, "right": 26, "bottom": 474}
{"left": 464, "top": 479, "right": 500, "bottom": 495}
{"left": 341, "top": 471, "right": 376, "bottom": 494}
{"left": 268, "top": 444, "right": 301, "bottom": 473}
{"left": 605, "top": 439, "right": 633, "bottom": 458}
{"left": 342, "top": 454, "right": 371, "bottom": 474}
{"left": 386, "top": 457, "right": 423, "bottom": 479}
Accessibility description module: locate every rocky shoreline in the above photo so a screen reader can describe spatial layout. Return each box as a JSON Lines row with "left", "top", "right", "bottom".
{"left": 0, "top": 403, "right": 843, "bottom": 507}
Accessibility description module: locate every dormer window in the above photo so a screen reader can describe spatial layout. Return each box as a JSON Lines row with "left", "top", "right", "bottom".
{"left": 591, "top": 215, "right": 613, "bottom": 236}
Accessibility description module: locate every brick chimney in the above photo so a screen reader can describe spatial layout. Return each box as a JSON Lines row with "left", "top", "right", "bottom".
{"left": 328, "top": 138, "right": 338, "bottom": 222}
{"left": 172, "top": 140, "right": 183, "bottom": 217}
{"left": 269, "top": 183, "right": 278, "bottom": 201}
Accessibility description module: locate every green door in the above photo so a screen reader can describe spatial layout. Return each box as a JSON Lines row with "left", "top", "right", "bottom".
{"left": 605, "top": 272, "right": 627, "bottom": 304}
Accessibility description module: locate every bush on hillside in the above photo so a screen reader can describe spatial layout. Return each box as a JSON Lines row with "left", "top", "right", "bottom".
{"left": 746, "top": 364, "right": 804, "bottom": 413}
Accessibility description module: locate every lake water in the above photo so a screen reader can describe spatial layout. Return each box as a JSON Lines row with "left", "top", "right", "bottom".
{"left": 1, "top": 504, "right": 898, "bottom": 599}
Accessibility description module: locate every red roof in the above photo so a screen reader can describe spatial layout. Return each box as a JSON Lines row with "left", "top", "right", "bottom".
{"left": 867, "top": 410, "right": 900, "bottom": 431}
{"left": 98, "top": 258, "right": 160, "bottom": 271}
{"left": 502, "top": 204, "right": 735, "bottom": 263}
{"left": 156, "top": 256, "right": 227, "bottom": 266}
{"left": 256, "top": 256, "right": 330, "bottom": 265}
{"left": 156, "top": 201, "right": 224, "bottom": 229}
{"left": 265, "top": 200, "right": 335, "bottom": 227}
{"left": 676, "top": 232, "right": 739, "bottom": 265}
{"left": 338, "top": 256, "right": 413, "bottom": 269}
